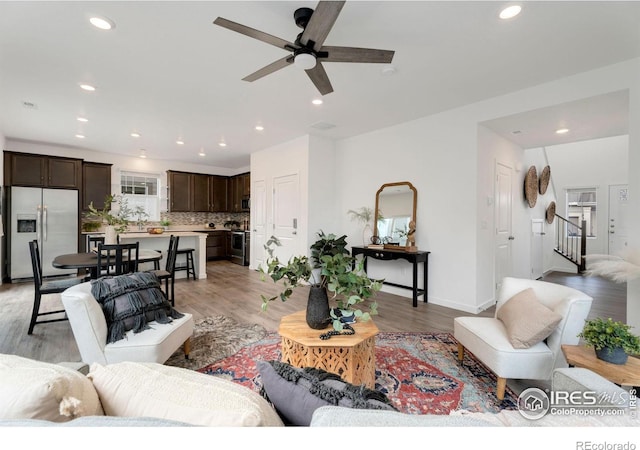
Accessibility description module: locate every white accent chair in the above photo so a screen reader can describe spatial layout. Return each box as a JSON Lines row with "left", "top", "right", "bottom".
{"left": 454, "top": 277, "right": 593, "bottom": 400}
{"left": 61, "top": 281, "right": 194, "bottom": 365}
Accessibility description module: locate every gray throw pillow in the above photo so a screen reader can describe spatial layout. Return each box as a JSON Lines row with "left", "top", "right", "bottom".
{"left": 257, "top": 360, "right": 396, "bottom": 426}
{"left": 91, "top": 272, "right": 184, "bottom": 343}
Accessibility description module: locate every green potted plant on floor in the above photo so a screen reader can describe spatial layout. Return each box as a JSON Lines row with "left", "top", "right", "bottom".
{"left": 259, "top": 231, "right": 382, "bottom": 331}
{"left": 578, "top": 317, "right": 640, "bottom": 365}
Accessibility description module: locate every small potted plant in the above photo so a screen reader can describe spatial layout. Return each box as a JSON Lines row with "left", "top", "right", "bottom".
{"left": 578, "top": 317, "right": 640, "bottom": 365}
{"left": 85, "top": 194, "right": 131, "bottom": 243}
{"left": 260, "top": 231, "right": 382, "bottom": 331}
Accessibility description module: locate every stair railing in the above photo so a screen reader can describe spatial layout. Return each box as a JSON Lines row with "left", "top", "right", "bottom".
{"left": 554, "top": 215, "right": 587, "bottom": 272}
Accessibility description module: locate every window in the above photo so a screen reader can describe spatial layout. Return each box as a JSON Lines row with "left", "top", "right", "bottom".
{"left": 566, "top": 188, "right": 597, "bottom": 238}
{"left": 120, "top": 171, "right": 161, "bottom": 221}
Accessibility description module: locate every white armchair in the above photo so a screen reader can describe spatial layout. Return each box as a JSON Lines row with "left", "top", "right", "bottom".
{"left": 454, "top": 277, "right": 593, "bottom": 400}
{"left": 61, "top": 281, "right": 194, "bottom": 365}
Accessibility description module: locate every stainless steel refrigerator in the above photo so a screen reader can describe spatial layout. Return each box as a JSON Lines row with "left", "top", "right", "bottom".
{"left": 9, "top": 187, "right": 78, "bottom": 280}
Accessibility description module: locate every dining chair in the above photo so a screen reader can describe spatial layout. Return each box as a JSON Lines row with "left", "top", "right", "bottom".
{"left": 85, "top": 236, "right": 106, "bottom": 280}
{"left": 97, "top": 242, "right": 140, "bottom": 277}
{"left": 28, "top": 240, "right": 84, "bottom": 335}
{"left": 148, "top": 235, "right": 179, "bottom": 305}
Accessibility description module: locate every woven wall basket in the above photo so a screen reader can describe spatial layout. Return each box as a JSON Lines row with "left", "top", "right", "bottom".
{"left": 546, "top": 201, "right": 556, "bottom": 224}
{"left": 524, "top": 166, "right": 538, "bottom": 208}
{"left": 539, "top": 165, "right": 551, "bottom": 195}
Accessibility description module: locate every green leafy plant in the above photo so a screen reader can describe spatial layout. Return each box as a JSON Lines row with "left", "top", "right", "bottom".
{"left": 347, "top": 206, "right": 373, "bottom": 224}
{"left": 85, "top": 194, "right": 131, "bottom": 234}
{"left": 259, "top": 231, "right": 382, "bottom": 330}
{"left": 578, "top": 317, "right": 640, "bottom": 355}
{"left": 160, "top": 219, "right": 171, "bottom": 227}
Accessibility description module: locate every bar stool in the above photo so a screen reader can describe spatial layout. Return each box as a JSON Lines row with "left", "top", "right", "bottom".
{"left": 175, "top": 248, "right": 196, "bottom": 280}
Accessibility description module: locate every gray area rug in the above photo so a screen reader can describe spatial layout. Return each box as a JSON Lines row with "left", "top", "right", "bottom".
{"left": 164, "top": 315, "right": 268, "bottom": 370}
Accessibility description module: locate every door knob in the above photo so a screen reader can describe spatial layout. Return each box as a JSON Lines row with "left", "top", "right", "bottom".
{"left": 508, "top": 236, "right": 515, "bottom": 240}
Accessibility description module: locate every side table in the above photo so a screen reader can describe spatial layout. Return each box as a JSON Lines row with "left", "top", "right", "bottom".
{"left": 561, "top": 344, "right": 640, "bottom": 387}
{"left": 278, "top": 310, "right": 379, "bottom": 388}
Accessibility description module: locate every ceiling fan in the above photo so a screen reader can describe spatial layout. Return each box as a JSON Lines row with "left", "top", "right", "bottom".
{"left": 213, "top": 1, "right": 395, "bottom": 95}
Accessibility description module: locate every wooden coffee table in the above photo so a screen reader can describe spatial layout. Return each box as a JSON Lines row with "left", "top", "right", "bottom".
{"left": 278, "top": 310, "right": 378, "bottom": 388}
{"left": 561, "top": 344, "right": 640, "bottom": 387}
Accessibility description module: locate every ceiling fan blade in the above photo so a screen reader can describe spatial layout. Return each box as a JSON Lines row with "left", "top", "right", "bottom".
{"left": 242, "top": 56, "right": 293, "bottom": 82}
{"left": 300, "top": 1, "right": 346, "bottom": 51}
{"left": 213, "top": 17, "right": 296, "bottom": 51}
{"left": 319, "top": 46, "right": 395, "bottom": 63}
{"left": 305, "top": 62, "right": 333, "bottom": 96}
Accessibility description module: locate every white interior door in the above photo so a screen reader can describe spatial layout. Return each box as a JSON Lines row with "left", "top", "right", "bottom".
{"left": 608, "top": 184, "right": 629, "bottom": 256}
{"left": 251, "top": 179, "right": 267, "bottom": 269}
{"left": 272, "top": 174, "right": 300, "bottom": 262}
{"left": 531, "top": 219, "right": 544, "bottom": 279}
{"left": 495, "top": 162, "right": 514, "bottom": 293}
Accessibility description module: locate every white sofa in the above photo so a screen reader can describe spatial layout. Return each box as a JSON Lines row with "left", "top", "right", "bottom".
{"left": 0, "top": 354, "right": 283, "bottom": 427}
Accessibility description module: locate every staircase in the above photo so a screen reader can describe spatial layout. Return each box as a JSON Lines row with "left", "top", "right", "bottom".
{"left": 553, "top": 214, "right": 587, "bottom": 273}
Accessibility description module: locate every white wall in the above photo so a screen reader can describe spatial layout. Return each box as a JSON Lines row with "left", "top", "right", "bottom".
{"left": 545, "top": 135, "right": 629, "bottom": 272}
{"left": 335, "top": 58, "right": 640, "bottom": 314}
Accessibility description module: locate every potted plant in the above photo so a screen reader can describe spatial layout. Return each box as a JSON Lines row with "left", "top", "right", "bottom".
{"left": 85, "top": 194, "right": 131, "bottom": 243}
{"left": 578, "top": 317, "right": 640, "bottom": 365}
{"left": 259, "top": 231, "right": 382, "bottom": 331}
{"left": 348, "top": 206, "right": 374, "bottom": 246}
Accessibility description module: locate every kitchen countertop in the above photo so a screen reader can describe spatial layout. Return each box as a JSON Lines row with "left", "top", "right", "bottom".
{"left": 83, "top": 228, "right": 250, "bottom": 235}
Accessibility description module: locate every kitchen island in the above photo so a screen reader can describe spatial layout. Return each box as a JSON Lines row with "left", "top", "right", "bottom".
{"left": 110, "top": 231, "right": 207, "bottom": 279}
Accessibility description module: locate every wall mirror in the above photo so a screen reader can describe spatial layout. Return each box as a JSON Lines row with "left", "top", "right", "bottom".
{"left": 374, "top": 181, "right": 417, "bottom": 246}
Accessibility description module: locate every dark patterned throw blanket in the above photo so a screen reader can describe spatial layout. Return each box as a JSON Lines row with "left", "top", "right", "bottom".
{"left": 91, "top": 272, "right": 184, "bottom": 343}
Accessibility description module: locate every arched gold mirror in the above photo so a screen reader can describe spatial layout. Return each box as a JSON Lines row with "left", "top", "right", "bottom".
{"left": 374, "top": 181, "right": 417, "bottom": 246}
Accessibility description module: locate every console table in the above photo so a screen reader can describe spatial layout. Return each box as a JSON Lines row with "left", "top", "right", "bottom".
{"left": 351, "top": 246, "right": 430, "bottom": 307}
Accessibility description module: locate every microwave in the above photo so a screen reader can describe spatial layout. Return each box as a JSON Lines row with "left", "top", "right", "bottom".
{"left": 241, "top": 197, "right": 250, "bottom": 210}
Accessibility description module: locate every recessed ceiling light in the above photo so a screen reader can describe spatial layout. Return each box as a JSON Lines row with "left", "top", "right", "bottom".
{"left": 77, "top": 116, "right": 88, "bottom": 122}
{"left": 75, "top": 134, "right": 85, "bottom": 139}
{"left": 219, "top": 142, "right": 227, "bottom": 148}
{"left": 89, "top": 16, "right": 115, "bottom": 30}
{"left": 139, "top": 149, "right": 147, "bottom": 158}
{"left": 255, "top": 125, "right": 264, "bottom": 131}
{"left": 312, "top": 99, "right": 323, "bottom": 105}
{"left": 176, "top": 139, "right": 184, "bottom": 145}
{"left": 499, "top": 5, "right": 522, "bottom": 19}
{"left": 198, "top": 148, "right": 206, "bottom": 157}
{"left": 381, "top": 66, "right": 396, "bottom": 76}
{"left": 79, "top": 83, "right": 96, "bottom": 91}
{"left": 556, "top": 128, "right": 570, "bottom": 134}
{"left": 131, "top": 132, "right": 141, "bottom": 138}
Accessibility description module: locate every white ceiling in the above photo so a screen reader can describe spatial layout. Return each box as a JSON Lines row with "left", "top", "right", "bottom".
{"left": 1, "top": 1, "right": 638, "bottom": 170}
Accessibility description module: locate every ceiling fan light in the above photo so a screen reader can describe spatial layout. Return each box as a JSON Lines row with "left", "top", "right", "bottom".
{"left": 294, "top": 53, "right": 316, "bottom": 70}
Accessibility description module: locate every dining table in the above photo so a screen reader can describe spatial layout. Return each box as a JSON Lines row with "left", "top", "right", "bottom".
{"left": 52, "top": 249, "right": 163, "bottom": 280}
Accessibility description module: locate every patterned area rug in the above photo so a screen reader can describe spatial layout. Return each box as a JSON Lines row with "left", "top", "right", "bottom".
{"left": 165, "top": 315, "right": 268, "bottom": 370}
{"left": 172, "top": 319, "right": 518, "bottom": 415}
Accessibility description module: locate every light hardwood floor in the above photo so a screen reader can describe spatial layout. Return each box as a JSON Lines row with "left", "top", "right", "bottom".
{"left": 0, "top": 260, "right": 626, "bottom": 364}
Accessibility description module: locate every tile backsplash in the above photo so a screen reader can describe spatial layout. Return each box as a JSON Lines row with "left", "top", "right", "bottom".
{"left": 159, "top": 211, "right": 250, "bottom": 229}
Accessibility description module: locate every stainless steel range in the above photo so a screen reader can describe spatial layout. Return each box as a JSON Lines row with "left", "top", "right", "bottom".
{"left": 229, "top": 231, "right": 249, "bottom": 266}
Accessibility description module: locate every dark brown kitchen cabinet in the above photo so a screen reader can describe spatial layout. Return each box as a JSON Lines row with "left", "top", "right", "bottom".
{"left": 228, "top": 173, "right": 249, "bottom": 212}
{"left": 82, "top": 162, "right": 112, "bottom": 211}
{"left": 4, "top": 151, "right": 81, "bottom": 189}
{"left": 192, "top": 173, "right": 210, "bottom": 212}
{"left": 167, "top": 171, "right": 192, "bottom": 212}
{"left": 210, "top": 175, "right": 227, "bottom": 212}
{"left": 205, "top": 230, "right": 228, "bottom": 260}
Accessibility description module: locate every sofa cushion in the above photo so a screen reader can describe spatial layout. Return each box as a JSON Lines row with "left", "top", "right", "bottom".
{"left": 496, "top": 287, "right": 562, "bottom": 349}
{"left": 257, "top": 360, "right": 396, "bottom": 426}
{"left": 0, "top": 354, "right": 103, "bottom": 422}
{"left": 88, "top": 362, "right": 284, "bottom": 427}
{"left": 91, "top": 272, "right": 184, "bottom": 343}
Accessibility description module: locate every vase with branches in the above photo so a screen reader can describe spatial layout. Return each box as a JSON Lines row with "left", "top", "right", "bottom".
{"left": 348, "top": 206, "right": 374, "bottom": 246}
